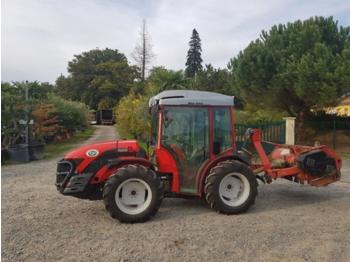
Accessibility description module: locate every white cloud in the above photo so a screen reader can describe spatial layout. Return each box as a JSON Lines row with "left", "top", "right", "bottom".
{"left": 1, "top": 0, "right": 349, "bottom": 82}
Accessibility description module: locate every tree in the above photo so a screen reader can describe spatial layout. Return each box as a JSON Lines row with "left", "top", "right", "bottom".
{"left": 55, "top": 48, "right": 137, "bottom": 109}
{"left": 146, "top": 66, "right": 188, "bottom": 95}
{"left": 132, "top": 19, "right": 155, "bottom": 83}
{"left": 229, "top": 16, "right": 350, "bottom": 126}
{"left": 55, "top": 75, "right": 75, "bottom": 100}
{"left": 191, "top": 64, "right": 232, "bottom": 93}
{"left": 190, "top": 64, "right": 244, "bottom": 108}
{"left": 185, "top": 29, "right": 203, "bottom": 78}
{"left": 87, "top": 60, "right": 137, "bottom": 109}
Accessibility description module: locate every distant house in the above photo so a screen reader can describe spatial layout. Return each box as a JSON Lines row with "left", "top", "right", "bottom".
{"left": 327, "top": 94, "right": 350, "bottom": 116}
{"left": 336, "top": 96, "right": 350, "bottom": 116}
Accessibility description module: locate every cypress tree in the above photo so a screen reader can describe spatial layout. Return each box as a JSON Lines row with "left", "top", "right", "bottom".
{"left": 185, "top": 29, "right": 203, "bottom": 78}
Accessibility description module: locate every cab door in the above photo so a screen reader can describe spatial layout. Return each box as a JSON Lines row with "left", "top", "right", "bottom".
{"left": 157, "top": 106, "right": 210, "bottom": 194}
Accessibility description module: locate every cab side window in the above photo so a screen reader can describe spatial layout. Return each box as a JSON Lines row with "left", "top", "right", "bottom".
{"left": 213, "top": 108, "right": 232, "bottom": 153}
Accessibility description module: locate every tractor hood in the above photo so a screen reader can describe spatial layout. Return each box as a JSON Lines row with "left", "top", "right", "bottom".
{"left": 64, "top": 140, "right": 142, "bottom": 160}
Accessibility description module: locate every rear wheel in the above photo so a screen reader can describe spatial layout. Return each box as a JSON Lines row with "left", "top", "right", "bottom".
{"left": 204, "top": 160, "right": 257, "bottom": 214}
{"left": 103, "top": 165, "right": 163, "bottom": 223}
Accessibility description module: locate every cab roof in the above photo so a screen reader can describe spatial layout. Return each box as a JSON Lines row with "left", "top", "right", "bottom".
{"left": 149, "top": 90, "right": 234, "bottom": 107}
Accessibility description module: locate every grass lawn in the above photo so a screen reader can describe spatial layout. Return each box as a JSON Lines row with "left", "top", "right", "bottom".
{"left": 43, "top": 127, "right": 96, "bottom": 159}
{"left": 338, "top": 152, "right": 350, "bottom": 160}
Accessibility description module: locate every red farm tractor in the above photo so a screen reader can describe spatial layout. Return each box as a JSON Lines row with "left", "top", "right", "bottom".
{"left": 56, "top": 90, "right": 342, "bottom": 223}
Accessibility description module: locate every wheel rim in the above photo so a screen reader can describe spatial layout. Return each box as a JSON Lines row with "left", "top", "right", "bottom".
{"left": 219, "top": 173, "right": 250, "bottom": 207}
{"left": 115, "top": 178, "right": 152, "bottom": 215}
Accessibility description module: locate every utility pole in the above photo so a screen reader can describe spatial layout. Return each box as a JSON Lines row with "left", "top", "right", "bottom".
{"left": 141, "top": 20, "right": 146, "bottom": 82}
{"left": 25, "top": 83, "right": 30, "bottom": 145}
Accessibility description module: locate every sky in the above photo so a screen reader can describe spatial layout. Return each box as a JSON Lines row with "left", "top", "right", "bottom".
{"left": 2, "top": 0, "right": 350, "bottom": 83}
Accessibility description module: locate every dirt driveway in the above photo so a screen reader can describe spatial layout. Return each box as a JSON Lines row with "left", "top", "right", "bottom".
{"left": 2, "top": 125, "right": 350, "bottom": 262}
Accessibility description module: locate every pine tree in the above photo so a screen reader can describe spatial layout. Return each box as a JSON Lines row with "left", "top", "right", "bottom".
{"left": 185, "top": 29, "right": 203, "bottom": 78}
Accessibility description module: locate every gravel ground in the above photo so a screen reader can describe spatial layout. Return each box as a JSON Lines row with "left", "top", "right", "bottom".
{"left": 2, "top": 125, "right": 350, "bottom": 262}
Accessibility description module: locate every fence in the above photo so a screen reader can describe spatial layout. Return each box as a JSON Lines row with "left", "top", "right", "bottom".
{"left": 302, "top": 120, "right": 350, "bottom": 150}
{"left": 305, "top": 120, "right": 350, "bottom": 130}
{"left": 235, "top": 118, "right": 350, "bottom": 152}
{"left": 235, "top": 121, "right": 286, "bottom": 151}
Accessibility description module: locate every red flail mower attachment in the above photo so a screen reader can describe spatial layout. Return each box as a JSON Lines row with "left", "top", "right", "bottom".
{"left": 247, "top": 129, "right": 342, "bottom": 187}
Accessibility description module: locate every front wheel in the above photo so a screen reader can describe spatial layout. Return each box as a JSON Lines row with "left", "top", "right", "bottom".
{"left": 103, "top": 165, "right": 163, "bottom": 223}
{"left": 204, "top": 160, "right": 257, "bottom": 214}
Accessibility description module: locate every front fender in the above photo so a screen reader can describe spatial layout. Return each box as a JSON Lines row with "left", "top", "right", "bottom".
{"left": 90, "top": 157, "right": 154, "bottom": 184}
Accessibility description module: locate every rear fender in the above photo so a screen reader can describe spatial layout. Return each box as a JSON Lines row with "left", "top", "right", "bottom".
{"left": 90, "top": 157, "right": 154, "bottom": 184}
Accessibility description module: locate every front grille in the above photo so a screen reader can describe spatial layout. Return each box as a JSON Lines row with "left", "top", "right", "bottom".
{"left": 56, "top": 173, "right": 67, "bottom": 184}
{"left": 57, "top": 160, "right": 73, "bottom": 173}
{"left": 56, "top": 160, "right": 74, "bottom": 185}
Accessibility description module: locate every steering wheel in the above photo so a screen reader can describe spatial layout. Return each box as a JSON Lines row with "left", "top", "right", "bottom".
{"left": 170, "top": 143, "right": 186, "bottom": 161}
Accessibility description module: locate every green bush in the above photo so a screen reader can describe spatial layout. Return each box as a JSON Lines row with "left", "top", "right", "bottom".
{"left": 1, "top": 83, "right": 27, "bottom": 147}
{"left": 1, "top": 82, "right": 90, "bottom": 147}
{"left": 48, "top": 95, "right": 90, "bottom": 132}
{"left": 115, "top": 93, "right": 150, "bottom": 142}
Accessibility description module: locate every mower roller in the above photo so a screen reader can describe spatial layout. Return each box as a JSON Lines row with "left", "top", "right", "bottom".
{"left": 55, "top": 90, "right": 342, "bottom": 223}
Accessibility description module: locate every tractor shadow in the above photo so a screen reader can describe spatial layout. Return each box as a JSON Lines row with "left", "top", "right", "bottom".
{"left": 155, "top": 181, "right": 349, "bottom": 221}
{"left": 156, "top": 198, "right": 212, "bottom": 221}
{"left": 56, "top": 181, "right": 349, "bottom": 224}
{"left": 250, "top": 182, "right": 348, "bottom": 214}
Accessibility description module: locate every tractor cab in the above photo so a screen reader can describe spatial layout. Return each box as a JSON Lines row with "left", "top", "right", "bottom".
{"left": 149, "top": 90, "right": 236, "bottom": 195}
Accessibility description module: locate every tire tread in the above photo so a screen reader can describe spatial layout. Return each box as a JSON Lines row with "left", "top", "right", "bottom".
{"left": 204, "top": 160, "right": 258, "bottom": 214}
{"left": 103, "top": 164, "right": 163, "bottom": 223}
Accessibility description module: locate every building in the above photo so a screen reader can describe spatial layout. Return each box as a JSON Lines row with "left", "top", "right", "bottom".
{"left": 335, "top": 96, "right": 350, "bottom": 116}
{"left": 326, "top": 94, "right": 350, "bottom": 116}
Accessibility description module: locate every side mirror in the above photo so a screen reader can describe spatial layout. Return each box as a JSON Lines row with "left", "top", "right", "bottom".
{"left": 213, "top": 141, "right": 221, "bottom": 155}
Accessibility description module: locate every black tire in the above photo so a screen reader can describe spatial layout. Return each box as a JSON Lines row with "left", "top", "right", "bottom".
{"left": 204, "top": 160, "right": 258, "bottom": 214}
{"left": 103, "top": 164, "right": 163, "bottom": 223}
